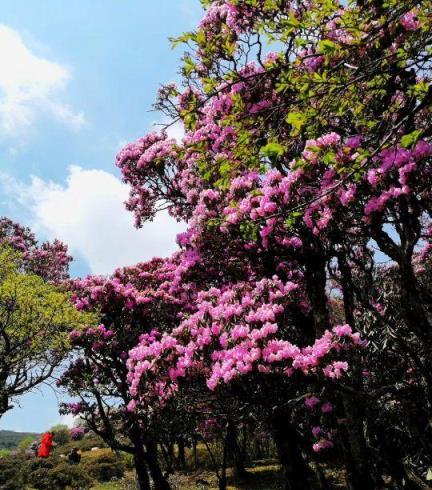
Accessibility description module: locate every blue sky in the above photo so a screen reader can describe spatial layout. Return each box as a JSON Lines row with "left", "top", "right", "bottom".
{"left": 0, "top": 0, "right": 202, "bottom": 433}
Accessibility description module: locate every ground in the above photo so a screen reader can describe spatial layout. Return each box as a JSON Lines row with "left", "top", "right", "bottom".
{"left": 92, "top": 463, "right": 284, "bottom": 490}
{"left": 91, "top": 459, "right": 348, "bottom": 489}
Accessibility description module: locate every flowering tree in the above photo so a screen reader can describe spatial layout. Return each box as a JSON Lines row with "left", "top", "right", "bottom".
{"left": 0, "top": 217, "right": 72, "bottom": 283}
{"left": 58, "top": 259, "right": 194, "bottom": 490}
{"left": 0, "top": 219, "right": 88, "bottom": 419}
{"left": 113, "top": 1, "right": 432, "bottom": 488}
{"left": 70, "top": 426, "right": 85, "bottom": 441}
{"left": 60, "top": 1, "right": 432, "bottom": 488}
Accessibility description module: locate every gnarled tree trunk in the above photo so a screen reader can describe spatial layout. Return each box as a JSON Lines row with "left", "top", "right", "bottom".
{"left": 145, "top": 439, "right": 171, "bottom": 490}
{"left": 271, "top": 409, "right": 312, "bottom": 490}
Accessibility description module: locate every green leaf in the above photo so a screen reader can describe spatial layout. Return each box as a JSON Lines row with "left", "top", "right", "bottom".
{"left": 286, "top": 111, "right": 307, "bottom": 134}
{"left": 261, "top": 142, "right": 285, "bottom": 159}
{"left": 184, "top": 56, "right": 196, "bottom": 76}
{"left": 318, "top": 39, "right": 337, "bottom": 54}
{"left": 400, "top": 130, "right": 422, "bottom": 148}
{"left": 322, "top": 151, "right": 336, "bottom": 165}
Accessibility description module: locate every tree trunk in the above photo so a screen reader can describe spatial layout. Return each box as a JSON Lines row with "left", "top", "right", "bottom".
{"left": 253, "top": 437, "right": 263, "bottom": 460}
{"left": 177, "top": 438, "right": 186, "bottom": 470}
{"left": 226, "top": 420, "right": 249, "bottom": 479}
{"left": 399, "top": 260, "right": 432, "bottom": 347}
{"left": 130, "top": 435, "right": 151, "bottom": 490}
{"left": 303, "top": 245, "right": 330, "bottom": 336}
{"left": 338, "top": 250, "right": 378, "bottom": 490}
{"left": 0, "top": 390, "right": 12, "bottom": 419}
{"left": 343, "top": 397, "right": 377, "bottom": 490}
{"left": 271, "top": 410, "right": 312, "bottom": 490}
{"left": 219, "top": 433, "right": 228, "bottom": 490}
{"left": 192, "top": 437, "right": 198, "bottom": 470}
{"left": 145, "top": 439, "right": 172, "bottom": 490}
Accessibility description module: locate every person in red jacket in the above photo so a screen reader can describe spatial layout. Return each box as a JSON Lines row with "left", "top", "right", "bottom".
{"left": 38, "top": 432, "right": 54, "bottom": 458}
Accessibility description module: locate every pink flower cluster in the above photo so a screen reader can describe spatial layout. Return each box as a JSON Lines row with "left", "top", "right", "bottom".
{"left": 199, "top": 1, "right": 255, "bottom": 37}
{"left": 400, "top": 10, "right": 421, "bottom": 31}
{"left": 364, "top": 141, "right": 432, "bottom": 217}
{"left": 0, "top": 217, "right": 71, "bottom": 282}
{"left": 127, "top": 276, "right": 364, "bottom": 408}
{"left": 70, "top": 426, "right": 85, "bottom": 440}
{"left": 66, "top": 401, "right": 88, "bottom": 415}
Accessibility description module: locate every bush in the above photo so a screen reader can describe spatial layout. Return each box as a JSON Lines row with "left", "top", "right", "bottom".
{"left": 17, "top": 435, "right": 35, "bottom": 454}
{"left": 59, "top": 434, "right": 108, "bottom": 455}
{"left": 30, "top": 460, "right": 93, "bottom": 490}
{"left": 0, "top": 456, "right": 26, "bottom": 490}
{"left": 70, "top": 426, "right": 85, "bottom": 441}
{"left": 121, "top": 451, "right": 135, "bottom": 470}
{"left": 82, "top": 450, "right": 125, "bottom": 482}
{"left": 0, "top": 453, "right": 95, "bottom": 489}
{"left": 50, "top": 424, "right": 71, "bottom": 445}
{"left": 24, "top": 455, "right": 59, "bottom": 474}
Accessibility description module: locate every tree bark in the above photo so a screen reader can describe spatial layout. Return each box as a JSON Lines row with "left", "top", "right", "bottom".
{"left": 130, "top": 431, "right": 151, "bottom": 490}
{"left": 226, "top": 420, "right": 249, "bottom": 479}
{"left": 303, "top": 244, "right": 330, "bottom": 336}
{"left": 219, "top": 433, "right": 228, "bottom": 490}
{"left": 371, "top": 224, "right": 432, "bottom": 346}
{"left": 177, "top": 438, "right": 186, "bottom": 470}
{"left": 338, "top": 251, "right": 378, "bottom": 490}
{"left": 145, "top": 439, "right": 172, "bottom": 490}
{"left": 343, "top": 397, "right": 377, "bottom": 490}
{"left": 192, "top": 436, "right": 198, "bottom": 470}
{"left": 271, "top": 409, "right": 312, "bottom": 490}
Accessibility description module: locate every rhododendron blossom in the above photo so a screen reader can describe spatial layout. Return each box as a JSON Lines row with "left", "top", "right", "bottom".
{"left": 60, "top": 1, "right": 432, "bottom": 488}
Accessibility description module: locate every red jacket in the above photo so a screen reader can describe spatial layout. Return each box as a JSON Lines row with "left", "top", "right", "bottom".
{"left": 38, "top": 433, "right": 54, "bottom": 458}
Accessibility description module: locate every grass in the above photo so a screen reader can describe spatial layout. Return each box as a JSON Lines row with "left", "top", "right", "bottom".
{"left": 91, "top": 482, "right": 126, "bottom": 490}
{"left": 91, "top": 463, "right": 283, "bottom": 490}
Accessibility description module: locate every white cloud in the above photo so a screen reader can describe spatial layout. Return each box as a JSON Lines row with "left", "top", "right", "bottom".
{"left": 0, "top": 24, "right": 84, "bottom": 137}
{"left": 149, "top": 118, "right": 185, "bottom": 143}
{"left": 3, "top": 166, "right": 184, "bottom": 275}
{"left": 165, "top": 120, "right": 185, "bottom": 142}
{"left": 57, "top": 413, "right": 76, "bottom": 429}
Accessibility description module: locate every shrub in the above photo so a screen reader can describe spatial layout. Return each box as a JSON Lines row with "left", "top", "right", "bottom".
{"left": 82, "top": 450, "right": 125, "bottom": 482}
{"left": 30, "top": 460, "right": 93, "bottom": 490}
{"left": 60, "top": 433, "right": 108, "bottom": 455}
{"left": 0, "top": 456, "right": 26, "bottom": 490}
{"left": 24, "top": 455, "right": 59, "bottom": 474}
{"left": 70, "top": 426, "right": 85, "bottom": 441}
{"left": 17, "top": 435, "right": 35, "bottom": 454}
{"left": 121, "top": 451, "right": 135, "bottom": 470}
{"left": 50, "top": 424, "right": 71, "bottom": 445}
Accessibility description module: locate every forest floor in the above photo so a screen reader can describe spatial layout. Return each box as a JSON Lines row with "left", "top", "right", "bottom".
{"left": 92, "top": 463, "right": 283, "bottom": 490}
{"left": 92, "top": 460, "right": 347, "bottom": 489}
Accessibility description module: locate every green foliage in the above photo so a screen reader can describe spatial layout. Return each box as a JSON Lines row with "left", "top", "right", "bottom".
{"left": 0, "top": 245, "right": 95, "bottom": 416}
{"left": 59, "top": 433, "right": 108, "bottom": 455}
{"left": 0, "top": 246, "right": 91, "bottom": 353}
{"left": 400, "top": 130, "right": 423, "bottom": 148}
{"left": 239, "top": 221, "right": 259, "bottom": 241}
{"left": 17, "top": 435, "right": 35, "bottom": 454}
{"left": 260, "top": 142, "right": 285, "bottom": 159}
{"left": 50, "top": 424, "right": 71, "bottom": 445}
{"left": 29, "top": 460, "right": 93, "bottom": 490}
{"left": 120, "top": 451, "right": 135, "bottom": 470}
{"left": 285, "top": 112, "right": 307, "bottom": 135}
{"left": 82, "top": 451, "right": 125, "bottom": 482}
{"left": 318, "top": 39, "right": 338, "bottom": 55}
{"left": 0, "top": 456, "right": 26, "bottom": 490}
{"left": 84, "top": 460, "right": 125, "bottom": 482}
